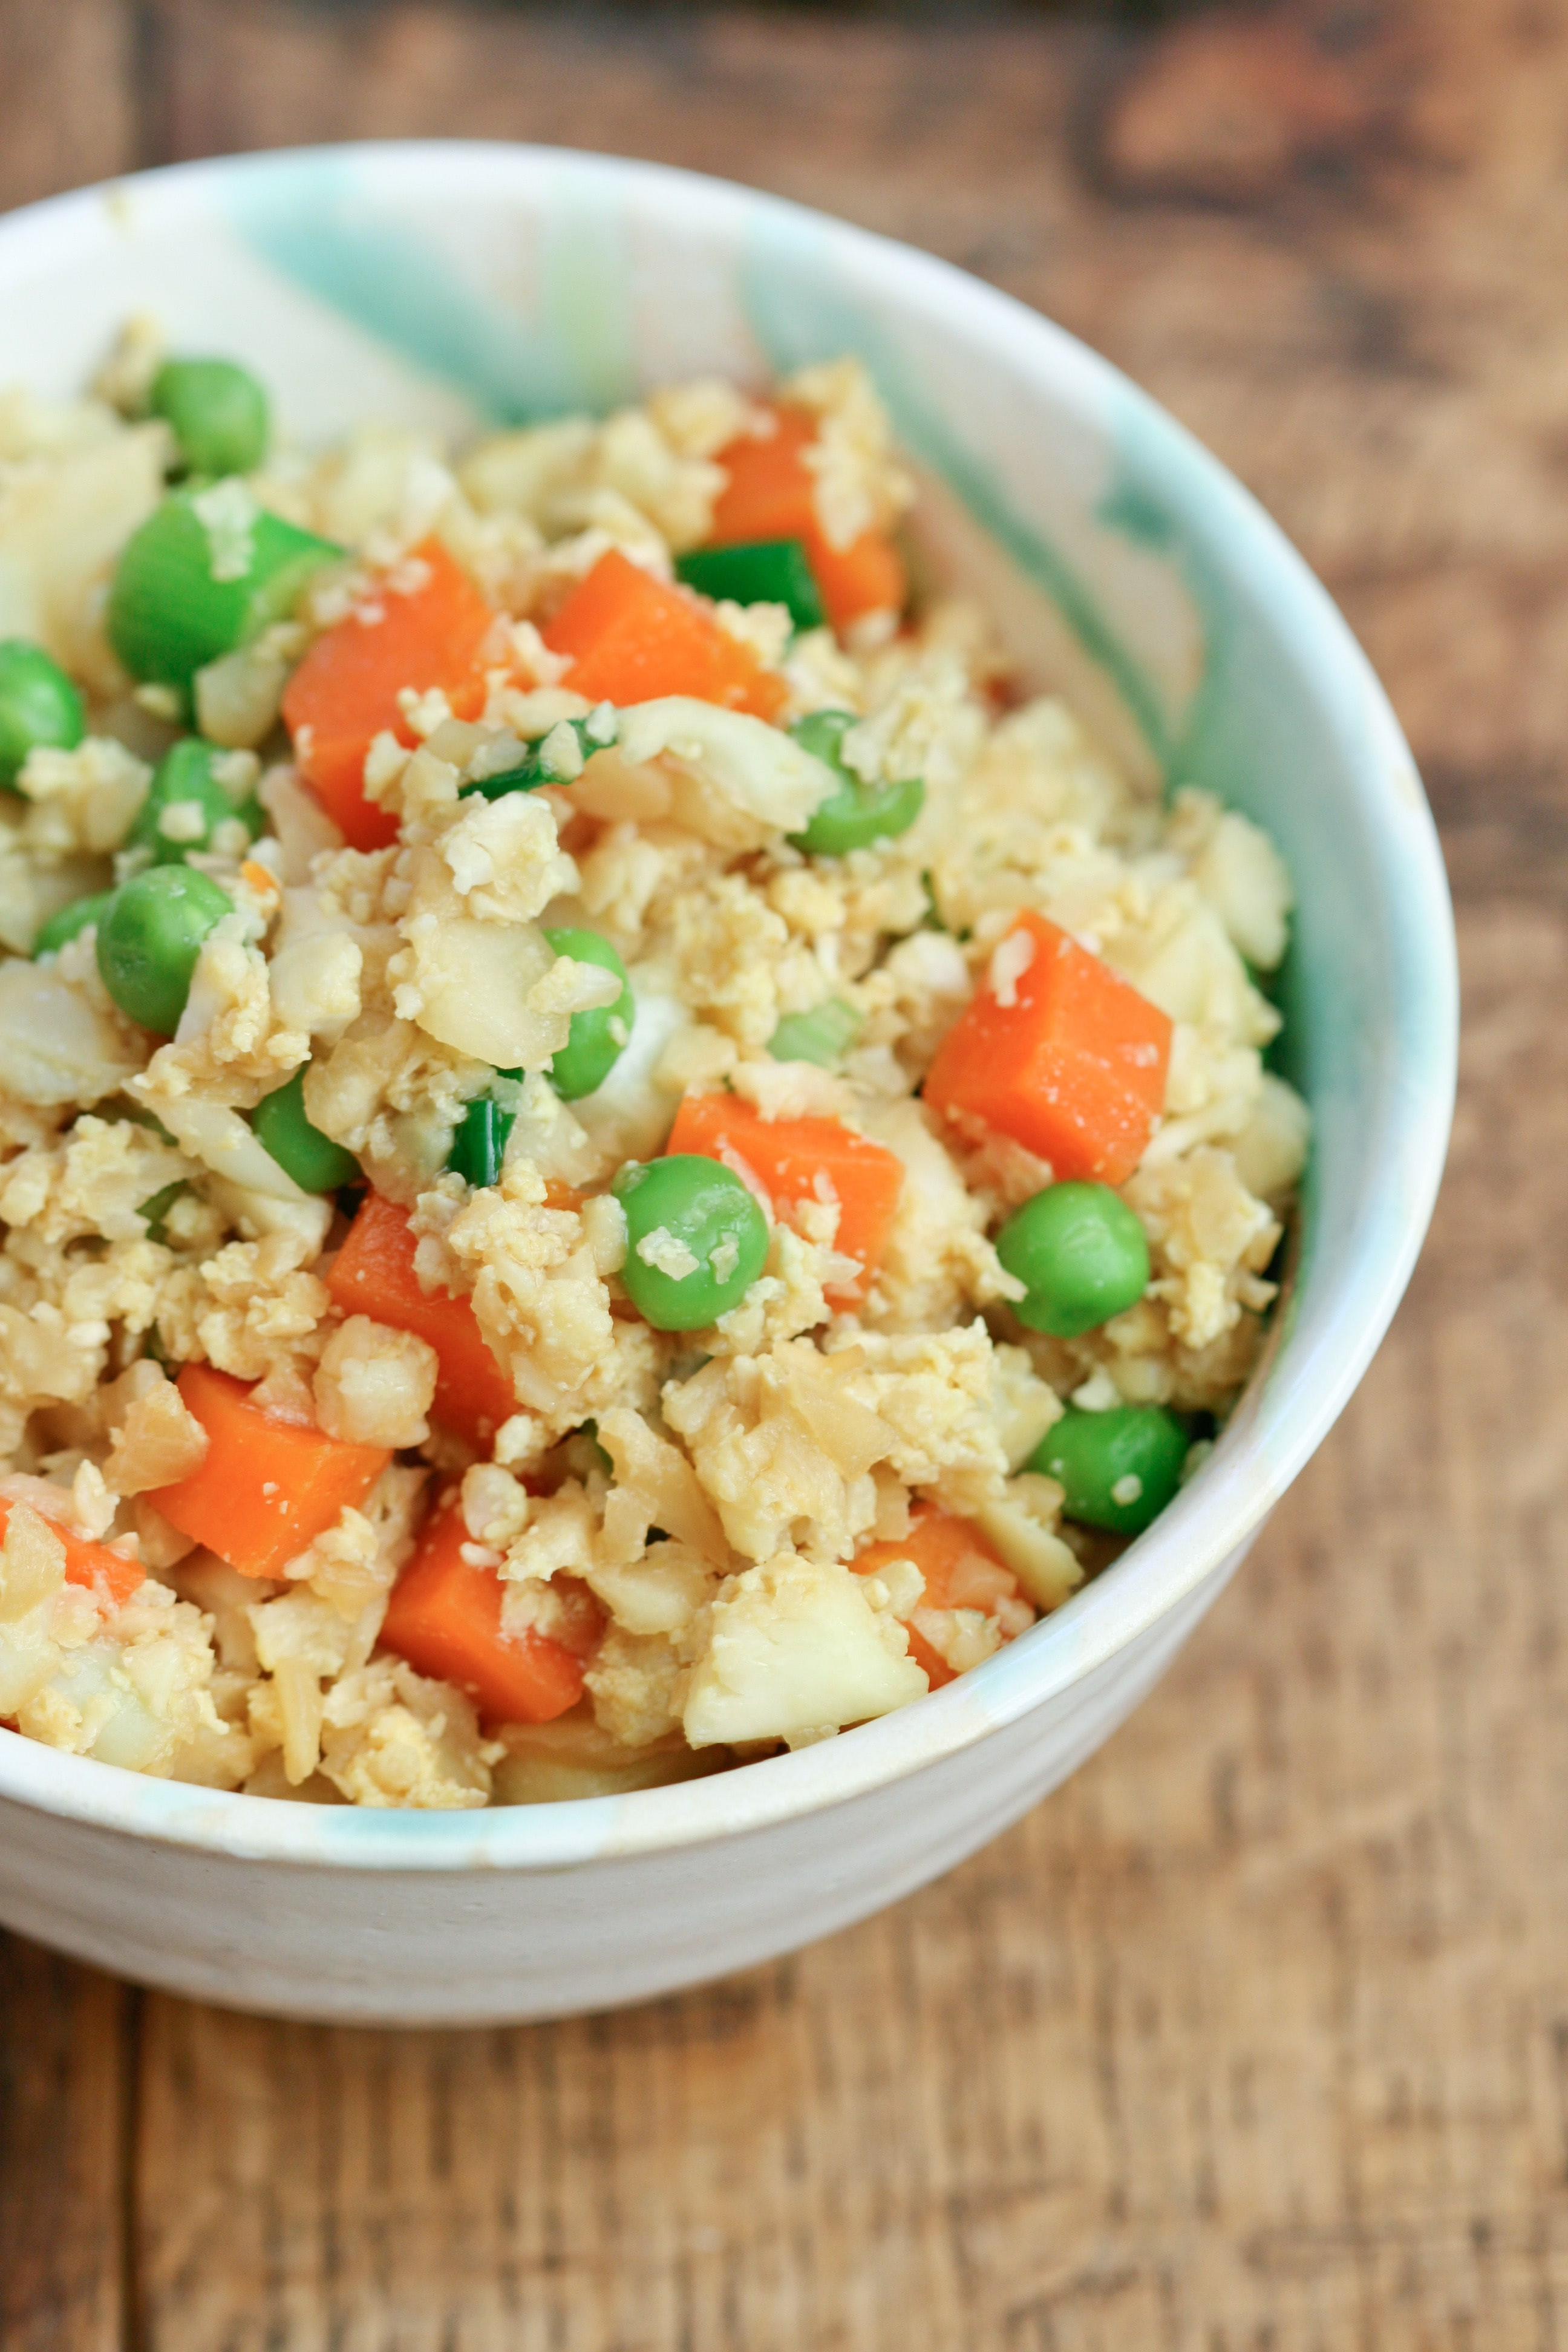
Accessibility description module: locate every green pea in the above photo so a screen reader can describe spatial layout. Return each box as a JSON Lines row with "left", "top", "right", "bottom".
{"left": 126, "top": 737, "right": 263, "bottom": 866}
{"left": 149, "top": 358, "right": 270, "bottom": 479}
{"left": 788, "top": 708, "right": 925, "bottom": 858}
{"left": 614, "top": 1155, "right": 769, "bottom": 1331}
{"left": 543, "top": 927, "right": 635, "bottom": 1101}
{"left": 447, "top": 1093, "right": 515, "bottom": 1191}
{"left": 32, "top": 890, "right": 116, "bottom": 959}
{"left": 96, "top": 865, "right": 231, "bottom": 1034}
{"left": 251, "top": 1067, "right": 360, "bottom": 1193}
{"left": 996, "top": 1182, "right": 1151, "bottom": 1338}
{"left": 0, "top": 639, "right": 85, "bottom": 787}
{"left": 1029, "top": 1405, "right": 1189, "bottom": 1535}
{"left": 768, "top": 998, "right": 863, "bottom": 1069}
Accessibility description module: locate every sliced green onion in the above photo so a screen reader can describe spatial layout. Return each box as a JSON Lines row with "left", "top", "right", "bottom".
{"left": 675, "top": 539, "right": 825, "bottom": 633}
{"left": 461, "top": 711, "right": 616, "bottom": 802}
{"left": 150, "top": 358, "right": 270, "bottom": 478}
{"left": 447, "top": 1093, "right": 515, "bottom": 1190}
{"left": 768, "top": 998, "right": 864, "bottom": 1068}
{"left": 108, "top": 484, "right": 342, "bottom": 695}
{"left": 136, "top": 1180, "right": 190, "bottom": 1245}
{"left": 788, "top": 708, "right": 925, "bottom": 857}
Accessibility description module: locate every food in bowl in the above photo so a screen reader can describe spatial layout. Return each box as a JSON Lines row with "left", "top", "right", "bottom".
{"left": 0, "top": 330, "right": 1308, "bottom": 1809}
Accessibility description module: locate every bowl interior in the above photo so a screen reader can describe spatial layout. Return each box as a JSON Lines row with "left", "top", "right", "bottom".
{"left": 0, "top": 143, "right": 1457, "bottom": 1866}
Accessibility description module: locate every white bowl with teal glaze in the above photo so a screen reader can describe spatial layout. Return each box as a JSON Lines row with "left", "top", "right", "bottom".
{"left": 0, "top": 144, "right": 1455, "bottom": 2025}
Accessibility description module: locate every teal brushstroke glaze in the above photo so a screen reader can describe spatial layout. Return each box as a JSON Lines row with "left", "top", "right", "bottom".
{"left": 1092, "top": 445, "right": 1329, "bottom": 1107}
{"left": 1096, "top": 390, "right": 1333, "bottom": 1108}
{"left": 1097, "top": 379, "right": 1457, "bottom": 1347}
{"left": 737, "top": 216, "right": 1177, "bottom": 771}
{"left": 226, "top": 155, "right": 638, "bottom": 423}
{"left": 1097, "top": 465, "right": 1230, "bottom": 802}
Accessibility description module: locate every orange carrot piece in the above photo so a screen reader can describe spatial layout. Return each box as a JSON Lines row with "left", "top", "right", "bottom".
{"left": 282, "top": 538, "right": 503, "bottom": 851}
{"left": 708, "top": 406, "right": 820, "bottom": 543}
{"left": 541, "top": 549, "right": 785, "bottom": 720}
{"left": 708, "top": 404, "right": 907, "bottom": 633}
{"left": 325, "top": 1192, "right": 517, "bottom": 1449}
{"left": 852, "top": 1505, "right": 1025, "bottom": 1690}
{"left": 664, "top": 1092, "right": 904, "bottom": 1299}
{"left": 923, "top": 912, "right": 1172, "bottom": 1186}
{"left": 380, "top": 1504, "right": 587, "bottom": 1725}
{"left": 806, "top": 526, "right": 907, "bottom": 636}
{"left": 149, "top": 1364, "right": 390, "bottom": 1581}
{"left": 0, "top": 1495, "right": 144, "bottom": 1609}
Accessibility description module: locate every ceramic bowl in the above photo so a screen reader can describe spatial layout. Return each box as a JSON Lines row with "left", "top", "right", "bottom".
{"left": 0, "top": 143, "right": 1457, "bottom": 2024}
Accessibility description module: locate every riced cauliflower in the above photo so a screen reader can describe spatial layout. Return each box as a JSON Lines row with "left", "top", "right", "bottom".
{"left": 0, "top": 334, "right": 1306, "bottom": 1805}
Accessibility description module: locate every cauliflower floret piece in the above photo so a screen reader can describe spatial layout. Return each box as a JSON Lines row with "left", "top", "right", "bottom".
{"left": 585, "top": 1625, "right": 691, "bottom": 1748}
{"left": 0, "top": 960, "right": 143, "bottom": 1107}
{"left": 312, "top": 1316, "right": 438, "bottom": 1448}
{"left": 0, "top": 1503, "right": 71, "bottom": 1716}
{"left": 683, "top": 1552, "right": 927, "bottom": 1747}
{"left": 103, "top": 1366, "right": 209, "bottom": 1495}
{"left": 860, "top": 1099, "right": 1019, "bottom": 1332}
{"left": 1166, "top": 789, "right": 1295, "bottom": 972}
{"left": 318, "top": 1657, "right": 492, "bottom": 1809}
{"left": 586, "top": 1540, "right": 719, "bottom": 1641}
{"left": 437, "top": 1166, "right": 658, "bottom": 1429}
{"left": 1231, "top": 1073, "right": 1311, "bottom": 1205}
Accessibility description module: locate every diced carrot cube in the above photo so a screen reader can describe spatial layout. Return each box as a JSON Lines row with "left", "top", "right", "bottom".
{"left": 541, "top": 548, "right": 784, "bottom": 719}
{"left": 852, "top": 1505, "right": 1025, "bottom": 1690}
{"left": 923, "top": 913, "right": 1172, "bottom": 1186}
{"left": 149, "top": 1364, "right": 390, "bottom": 1581}
{"left": 807, "top": 527, "right": 907, "bottom": 635}
{"left": 325, "top": 1193, "right": 517, "bottom": 1450}
{"left": 664, "top": 1092, "right": 904, "bottom": 1300}
{"left": 283, "top": 538, "right": 503, "bottom": 851}
{"left": 709, "top": 407, "right": 821, "bottom": 543}
{"left": 380, "top": 1504, "right": 589, "bottom": 1725}
{"left": 708, "top": 404, "right": 907, "bottom": 633}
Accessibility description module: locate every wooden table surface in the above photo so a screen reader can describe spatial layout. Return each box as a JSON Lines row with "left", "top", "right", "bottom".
{"left": 1, "top": 2, "right": 1561, "bottom": 2343}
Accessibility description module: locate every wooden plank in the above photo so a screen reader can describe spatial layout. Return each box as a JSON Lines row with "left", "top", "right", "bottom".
{"left": 0, "top": 0, "right": 139, "bottom": 217}
{"left": 0, "top": 1936, "right": 130, "bottom": 2352}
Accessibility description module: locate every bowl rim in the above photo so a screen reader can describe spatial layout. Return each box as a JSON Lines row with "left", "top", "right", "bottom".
{"left": 0, "top": 139, "right": 1458, "bottom": 1873}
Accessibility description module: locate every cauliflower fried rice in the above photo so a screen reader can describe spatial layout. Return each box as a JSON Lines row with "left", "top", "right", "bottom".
{"left": 0, "top": 332, "right": 1308, "bottom": 1808}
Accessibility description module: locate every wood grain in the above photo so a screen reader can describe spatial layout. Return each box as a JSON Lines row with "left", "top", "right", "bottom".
{"left": 0, "top": 0, "right": 139, "bottom": 217}
{"left": 0, "top": 1940, "right": 131, "bottom": 2352}
{"left": 5, "top": 1, "right": 1568, "bottom": 2345}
